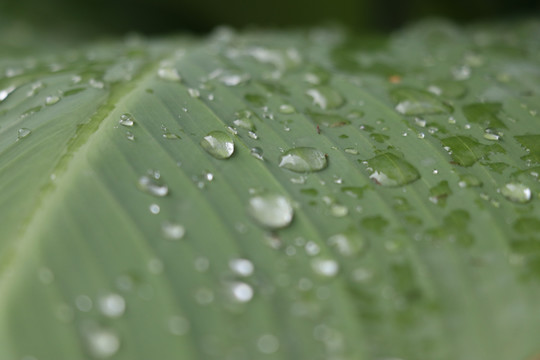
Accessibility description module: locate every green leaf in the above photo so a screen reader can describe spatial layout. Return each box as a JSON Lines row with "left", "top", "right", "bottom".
{"left": 2, "top": 20, "right": 540, "bottom": 360}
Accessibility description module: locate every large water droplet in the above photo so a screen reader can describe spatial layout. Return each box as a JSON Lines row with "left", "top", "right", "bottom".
{"left": 501, "top": 183, "right": 532, "bottom": 203}
{"left": 229, "top": 282, "right": 254, "bottom": 303}
{"left": 366, "top": 153, "right": 420, "bottom": 186}
{"left": 201, "top": 131, "right": 234, "bottom": 159}
{"left": 138, "top": 173, "right": 168, "bottom": 197}
{"left": 391, "top": 88, "right": 452, "bottom": 115}
{"left": 98, "top": 293, "right": 126, "bottom": 318}
{"left": 0, "top": 85, "right": 16, "bottom": 102}
{"left": 248, "top": 194, "right": 293, "bottom": 229}
{"left": 17, "top": 128, "right": 32, "bottom": 140}
{"left": 306, "top": 86, "right": 345, "bottom": 110}
{"left": 279, "top": 147, "right": 327, "bottom": 173}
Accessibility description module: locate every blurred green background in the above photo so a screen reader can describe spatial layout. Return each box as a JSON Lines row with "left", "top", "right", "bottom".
{"left": 0, "top": 0, "right": 539, "bottom": 37}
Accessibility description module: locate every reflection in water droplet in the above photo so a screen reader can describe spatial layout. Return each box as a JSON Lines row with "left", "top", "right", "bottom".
{"left": 279, "top": 147, "right": 327, "bottom": 173}
{"left": 138, "top": 174, "right": 168, "bottom": 197}
{"left": 233, "top": 117, "right": 255, "bottom": 131}
{"left": 86, "top": 328, "right": 120, "bottom": 359}
{"left": 248, "top": 194, "right": 293, "bottom": 229}
{"left": 306, "top": 86, "right": 345, "bottom": 110}
{"left": 230, "top": 282, "right": 254, "bottom": 303}
{"left": 311, "top": 258, "right": 339, "bottom": 277}
{"left": 98, "top": 293, "right": 126, "bottom": 318}
{"left": 391, "top": 88, "right": 452, "bottom": 115}
{"left": 501, "top": 183, "right": 532, "bottom": 203}
{"left": 119, "top": 113, "right": 135, "bottom": 127}
{"left": 257, "top": 334, "right": 280, "bottom": 354}
{"left": 17, "top": 128, "right": 32, "bottom": 140}
{"left": 162, "top": 222, "right": 185, "bottom": 240}
{"left": 201, "top": 131, "right": 235, "bottom": 159}
{"left": 229, "top": 258, "right": 254, "bottom": 276}
{"left": 366, "top": 153, "right": 420, "bottom": 186}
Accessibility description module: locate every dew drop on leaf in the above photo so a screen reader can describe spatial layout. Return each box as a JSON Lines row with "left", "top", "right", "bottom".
{"left": 306, "top": 86, "right": 345, "bottom": 110}
{"left": 279, "top": 104, "right": 295, "bottom": 114}
{"left": 500, "top": 183, "right": 532, "bottom": 203}
{"left": 366, "top": 153, "right": 420, "bottom": 186}
{"left": 229, "top": 282, "right": 254, "bottom": 303}
{"left": 98, "top": 293, "right": 126, "bottom": 318}
{"left": 248, "top": 194, "right": 293, "bottom": 229}
{"left": 250, "top": 147, "right": 264, "bottom": 160}
{"left": 157, "top": 67, "right": 181, "bottom": 81}
{"left": 390, "top": 87, "right": 452, "bottom": 115}
{"left": 328, "top": 228, "right": 366, "bottom": 256}
{"left": 311, "top": 258, "right": 339, "bottom": 277}
{"left": 257, "top": 334, "right": 280, "bottom": 354}
{"left": 229, "top": 258, "right": 254, "bottom": 277}
{"left": 138, "top": 174, "right": 168, "bottom": 197}
{"left": 86, "top": 328, "right": 120, "bottom": 359}
{"left": 17, "top": 128, "right": 32, "bottom": 140}
{"left": 201, "top": 131, "right": 235, "bottom": 159}
{"left": 0, "top": 85, "right": 16, "bottom": 102}
{"left": 45, "top": 95, "right": 60, "bottom": 105}
{"left": 279, "top": 147, "right": 328, "bottom": 173}
{"left": 161, "top": 222, "right": 185, "bottom": 240}
{"left": 119, "top": 113, "right": 135, "bottom": 127}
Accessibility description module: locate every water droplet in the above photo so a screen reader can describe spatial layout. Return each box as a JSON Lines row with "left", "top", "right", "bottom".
{"left": 248, "top": 194, "right": 293, "bottom": 229}
{"left": 220, "top": 73, "right": 249, "bottom": 86}
{"left": 187, "top": 88, "right": 200, "bottom": 98}
{"left": 233, "top": 117, "right": 255, "bottom": 131}
{"left": 45, "top": 95, "right": 60, "bottom": 105}
{"left": 500, "top": 183, "right": 532, "bottom": 203}
{"left": 75, "top": 295, "right": 93, "bottom": 312}
{"left": 279, "top": 104, "right": 295, "bottom": 114}
{"left": 257, "top": 334, "right": 280, "bottom": 354}
{"left": 391, "top": 88, "right": 452, "bottom": 115}
{"left": 201, "top": 131, "right": 234, "bottom": 159}
{"left": 119, "top": 113, "right": 135, "bottom": 127}
{"left": 138, "top": 174, "right": 168, "bottom": 197}
{"left": 149, "top": 204, "right": 160, "bottom": 214}
{"left": 194, "top": 288, "right": 214, "bottom": 305}
{"left": 162, "top": 132, "right": 180, "bottom": 140}
{"left": 229, "top": 282, "right": 254, "bottom": 303}
{"left": 458, "top": 174, "right": 483, "bottom": 188}
{"left": 328, "top": 228, "right": 366, "bottom": 256}
{"left": 0, "top": 85, "right": 16, "bottom": 102}
{"left": 158, "top": 67, "right": 181, "bottom": 81}
{"left": 311, "top": 258, "right": 339, "bottom": 277}
{"left": 330, "top": 203, "right": 348, "bottom": 217}
{"left": 162, "top": 222, "right": 185, "bottom": 240}
{"left": 248, "top": 131, "right": 258, "bottom": 140}
{"left": 126, "top": 131, "right": 135, "bottom": 141}
{"left": 250, "top": 147, "right": 264, "bottom": 160}
{"left": 17, "top": 128, "right": 31, "bottom": 140}
{"left": 306, "top": 86, "right": 345, "bottom": 110}
{"left": 168, "top": 316, "right": 190, "bottom": 335}
{"left": 98, "top": 293, "right": 125, "bottom": 318}
{"left": 366, "top": 153, "right": 420, "bottom": 186}
{"left": 344, "top": 147, "right": 358, "bottom": 155}
{"left": 279, "top": 147, "right": 327, "bottom": 173}
{"left": 229, "top": 258, "right": 254, "bottom": 276}
{"left": 86, "top": 328, "right": 120, "bottom": 359}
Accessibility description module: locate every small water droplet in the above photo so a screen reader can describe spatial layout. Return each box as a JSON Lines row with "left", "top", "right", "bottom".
{"left": 311, "top": 258, "right": 339, "bottom": 277}
{"left": 248, "top": 194, "right": 293, "bottom": 229}
{"left": 168, "top": 316, "right": 190, "bottom": 335}
{"left": 220, "top": 73, "right": 249, "bottom": 86}
{"left": 188, "top": 88, "right": 200, "bottom": 98}
{"left": 248, "top": 131, "right": 258, "bottom": 140}
{"left": 344, "top": 148, "right": 358, "bottom": 155}
{"left": 201, "top": 131, "right": 234, "bottom": 159}
{"left": 279, "top": 104, "right": 295, "bottom": 114}
{"left": 126, "top": 131, "right": 135, "bottom": 141}
{"left": 194, "top": 288, "right": 214, "bottom": 305}
{"left": 250, "top": 147, "right": 264, "bottom": 160}
{"left": 500, "top": 183, "right": 532, "bottom": 203}
{"left": 86, "top": 328, "right": 120, "bottom": 359}
{"left": 158, "top": 67, "right": 181, "bottom": 81}
{"left": 98, "top": 293, "right": 126, "bottom": 318}
{"left": 138, "top": 174, "right": 168, "bottom": 197}
{"left": 0, "top": 85, "right": 16, "bottom": 102}
{"left": 149, "top": 204, "right": 160, "bottom": 214}
{"left": 119, "top": 113, "right": 135, "bottom": 127}
{"left": 17, "top": 128, "right": 32, "bottom": 140}
{"left": 162, "top": 222, "right": 185, "bottom": 240}
{"left": 45, "top": 95, "right": 60, "bottom": 105}
{"left": 229, "top": 282, "right": 254, "bottom": 303}
{"left": 257, "top": 334, "right": 280, "bottom": 354}
{"left": 366, "top": 153, "right": 420, "bottom": 186}
{"left": 330, "top": 203, "right": 348, "bottom": 217}
{"left": 229, "top": 258, "right": 254, "bottom": 276}
{"left": 328, "top": 228, "right": 366, "bottom": 256}
{"left": 306, "top": 86, "right": 345, "bottom": 110}
{"left": 75, "top": 295, "right": 93, "bottom": 312}
{"left": 279, "top": 147, "right": 328, "bottom": 173}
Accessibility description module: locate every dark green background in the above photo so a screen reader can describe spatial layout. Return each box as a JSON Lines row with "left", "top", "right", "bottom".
{"left": 0, "top": 0, "right": 539, "bottom": 36}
